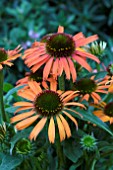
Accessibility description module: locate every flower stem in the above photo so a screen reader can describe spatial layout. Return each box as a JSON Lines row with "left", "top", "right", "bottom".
{"left": 58, "top": 73, "right": 65, "bottom": 91}
{"left": 56, "top": 135, "right": 65, "bottom": 170}
{"left": 0, "top": 69, "right": 7, "bottom": 123}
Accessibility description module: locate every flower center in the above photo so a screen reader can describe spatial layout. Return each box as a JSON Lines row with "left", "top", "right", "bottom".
{"left": 0, "top": 48, "right": 8, "bottom": 62}
{"left": 104, "top": 102, "right": 113, "bottom": 117}
{"left": 74, "top": 78, "right": 97, "bottom": 94}
{"left": 34, "top": 90, "right": 63, "bottom": 116}
{"left": 29, "top": 68, "right": 43, "bottom": 82}
{"left": 46, "top": 33, "right": 75, "bottom": 58}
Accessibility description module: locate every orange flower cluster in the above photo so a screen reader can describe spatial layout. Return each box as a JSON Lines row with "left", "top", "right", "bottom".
{"left": 9, "top": 26, "right": 111, "bottom": 143}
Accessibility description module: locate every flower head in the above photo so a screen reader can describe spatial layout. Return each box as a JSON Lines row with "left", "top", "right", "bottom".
{"left": 0, "top": 45, "right": 22, "bottom": 70}
{"left": 73, "top": 76, "right": 109, "bottom": 103}
{"left": 15, "top": 138, "right": 32, "bottom": 155}
{"left": 86, "top": 41, "right": 107, "bottom": 57}
{"left": 16, "top": 67, "right": 48, "bottom": 89}
{"left": 80, "top": 134, "right": 97, "bottom": 151}
{"left": 92, "top": 102, "right": 113, "bottom": 124}
{"left": 11, "top": 80, "right": 85, "bottom": 143}
{"left": 23, "top": 26, "right": 100, "bottom": 82}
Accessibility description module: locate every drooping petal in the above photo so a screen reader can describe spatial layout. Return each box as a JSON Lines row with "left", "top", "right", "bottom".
{"left": 59, "top": 114, "right": 71, "bottom": 138}
{"left": 29, "top": 117, "right": 47, "bottom": 140}
{"left": 31, "top": 55, "right": 50, "bottom": 72}
{"left": 56, "top": 116, "right": 66, "bottom": 142}
{"left": 67, "top": 58, "right": 77, "bottom": 82}
{"left": 52, "top": 58, "right": 59, "bottom": 76}
{"left": 72, "top": 55, "right": 92, "bottom": 72}
{"left": 76, "top": 50, "right": 100, "bottom": 64}
{"left": 62, "top": 110, "right": 78, "bottom": 129}
{"left": 58, "top": 58, "right": 64, "bottom": 76}
{"left": 60, "top": 57, "right": 70, "bottom": 80}
{"left": 43, "top": 57, "right": 54, "bottom": 80}
{"left": 48, "top": 117, "right": 55, "bottom": 143}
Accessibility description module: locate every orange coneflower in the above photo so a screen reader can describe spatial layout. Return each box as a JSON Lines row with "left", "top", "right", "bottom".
{"left": 92, "top": 102, "right": 113, "bottom": 124}
{"left": 11, "top": 80, "right": 85, "bottom": 143}
{"left": 23, "top": 26, "right": 100, "bottom": 82}
{"left": 73, "top": 76, "right": 109, "bottom": 103}
{"left": 0, "top": 45, "right": 22, "bottom": 70}
{"left": 16, "top": 67, "right": 48, "bottom": 89}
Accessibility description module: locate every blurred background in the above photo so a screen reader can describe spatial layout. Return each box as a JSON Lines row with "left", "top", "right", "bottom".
{"left": 1, "top": 0, "right": 113, "bottom": 83}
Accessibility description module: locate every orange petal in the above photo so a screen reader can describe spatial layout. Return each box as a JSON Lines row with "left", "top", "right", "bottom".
{"left": 50, "top": 78, "right": 57, "bottom": 91}
{"left": 73, "top": 32, "right": 85, "bottom": 41}
{"left": 64, "top": 102, "right": 86, "bottom": 109}
{"left": 56, "top": 116, "right": 66, "bottom": 142}
{"left": 0, "top": 64, "right": 3, "bottom": 70}
{"left": 76, "top": 50, "right": 100, "bottom": 64}
{"left": 14, "top": 106, "right": 33, "bottom": 114}
{"left": 57, "top": 26, "right": 64, "bottom": 33}
{"left": 43, "top": 57, "right": 54, "bottom": 80}
{"left": 109, "top": 84, "right": 113, "bottom": 93}
{"left": 17, "top": 91, "right": 35, "bottom": 101}
{"left": 31, "top": 55, "right": 50, "bottom": 72}
{"left": 58, "top": 58, "right": 64, "bottom": 76}
{"left": 110, "top": 117, "right": 113, "bottom": 124}
{"left": 29, "top": 117, "right": 47, "bottom": 140}
{"left": 64, "top": 107, "right": 83, "bottom": 118}
{"left": 60, "top": 57, "right": 70, "bottom": 80}
{"left": 26, "top": 53, "right": 48, "bottom": 67}
{"left": 96, "top": 89, "right": 108, "bottom": 94}
{"left": 11, "top": 110, "right": 35, "bottom": 123}
{"left": 48, "top": 117, "right": 55, "bottom": 143}
{"left": 76, "top": 35, "right": 98, "bottom": 47}
{"left": 62, "top": 110, "right": 78, "bottom": 129}
{"left": 59, "top": 114, "right": 71, "bottom": 138}
{"left": 28, "top": 81, "right": 42, "bottom": 94}
{"left": 93, "top": 110, "right": 104, "bottom": 116}
{"left": 81, "top": 94, "right": 90, "bottom": 101}
{"left": 52, "top": 58, "right": 59, "bottom": 76}
{"left": 15, "top": 115, "right": 39, "bottom": 130}
{"left": 73, "top": 55, "right": 92, "bottom": 72}
{"left": 14, "top": 102, "right": 33, "bottom": 107}
{"left": 67, "top": 58, "right": 77, "bottom": 82}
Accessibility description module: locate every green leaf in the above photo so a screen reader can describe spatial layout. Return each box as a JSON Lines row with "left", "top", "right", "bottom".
{"left": 63, "top": 139, "right": 83, "bottom": 163}
{"left": 0, "top": 154, "right": 22, "bottom": 170}
{"left": 3, "top": 83, "right": 14, "bottom": 93}
{"left": 72, "top": 108, "right": 113, "bottom": 136}
{"left": 4, "top": 85, "right": 25, "bottom": 102}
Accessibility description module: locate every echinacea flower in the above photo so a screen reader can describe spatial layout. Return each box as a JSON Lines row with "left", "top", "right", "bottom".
{"left": 0, "top": 45, "right": 22, "bottom": 70}
{"left": 11, "top": 80, "right": 85, "bottom": 143}
{"left": 73, "top": 76, "right": 109, "bottom": 103}
{"left": 80, "top": 134, "right": 97, "bottom": 151}
{"left": 23, "top": 26, "right": 100, "bottom": 82}
{"left": 16, "top": 67, "right": 48, "bottom": 89}
{"left": 92, "top": 102, "right": 113, "bottom": 124}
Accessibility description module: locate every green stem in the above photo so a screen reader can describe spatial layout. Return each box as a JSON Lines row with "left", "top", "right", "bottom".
{"left": 56, "top": 135, "right": 65, "bottom": 170}
{"left": 58, "top": 73, "right": 65, "bottom": 91}
{"left": 90, "top": 159, "right": 97, "bottom": 170}
{"left": 0, "top": 69, "right": 7, "bottom": 123}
